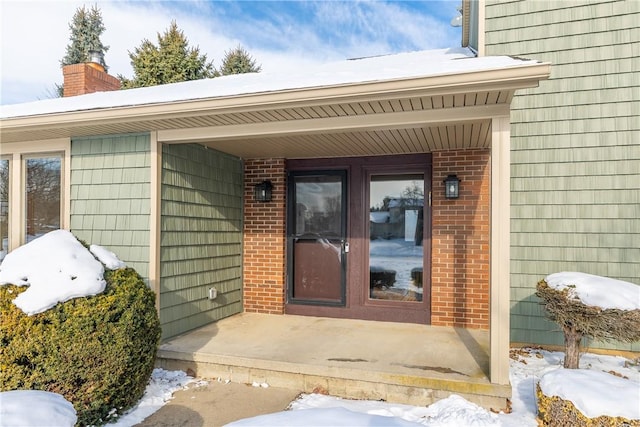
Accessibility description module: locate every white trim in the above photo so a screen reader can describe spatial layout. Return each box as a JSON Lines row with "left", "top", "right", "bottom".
{"left": 9, "top": 153, "right": 20, "bottom": 251}
{"left": 490, "top": 116, "right": 510, "bottom": 385}
{"left": 149, "top": 132, "right": 162, "bottom": 313}
{"left": 1, "top": 138, "right": 70, "bottom": 153}
{"left": 477, "top": 0, "right": 486, "bottom": 57}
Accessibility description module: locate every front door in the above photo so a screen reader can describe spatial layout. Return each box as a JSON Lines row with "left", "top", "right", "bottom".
{"left": 287, "top": 170, "right": 347, "bottom": 305}
{"left": 286, "top": 155, "right": 431, "bottom": 323}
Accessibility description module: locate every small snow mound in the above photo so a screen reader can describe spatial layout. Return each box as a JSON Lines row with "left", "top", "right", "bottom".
{"left": 0, "top": 230, "right": 106, "bottom": 315}
{"left": 90, "top": 244, "right": 126, "bottom": 270}
{"left": 539, "top": 369, "right": 640, "bottom": 420}
{"left": 545, "top": 271, "right": 640, "bottom": 310}
{"left": 422, "top": 395, "right": 500, "bottom": 427}
{"left": 0, "top": 390, "right": 77, "bottom": 427}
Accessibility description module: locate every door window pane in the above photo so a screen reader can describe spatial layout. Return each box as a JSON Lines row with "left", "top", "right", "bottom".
{"left": 0, "top": 159, "right": 8, "bottom": 261}
{"left": 294, "top": 175, "right": 343, "bottom": 237}
{"left": 25, "top": 157, "right": 61, "bottom": 242}
{"left": 369, "top": 174, "right": 424, "bottom": 302}
{"left": 289, "top": 172, "right": 346, "bottom": 305}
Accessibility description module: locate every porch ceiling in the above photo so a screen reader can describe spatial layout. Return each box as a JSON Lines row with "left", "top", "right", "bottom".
{"left": 162, "top": 93, "right": 504, "bottom": 159}
{"left": 0, "top": 92, "right": 504, "bottom": 158}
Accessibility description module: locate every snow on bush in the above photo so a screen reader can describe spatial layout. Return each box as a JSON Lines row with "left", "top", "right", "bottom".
{"left": 545, "top": 271, "right": 640, "bottom": 310}
{"left": 537, "top": 369, "right": 640, "bottom": 426}
{"left": 0, "top": 230, "right": 126, "bottom": 315}
{"left": 539, "top": 369, "right": 639, "bottom": 420}
{"left": 536, "top": 272, "right": 640, "bottom": 369}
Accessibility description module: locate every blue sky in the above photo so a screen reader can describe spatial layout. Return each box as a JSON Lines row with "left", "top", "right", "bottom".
{"left": 0, "top": 1, "right": 462, "bottom": 106}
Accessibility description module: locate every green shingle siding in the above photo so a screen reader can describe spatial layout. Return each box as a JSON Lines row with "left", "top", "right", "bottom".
{"left": 486, "top": 0, "right": 634, "bottom": 22}
{"left": 160, "top": 302, "right": 243, "bottom": 340}
{"left": 70, "top": 133, "right": 151, "bottom": 279}
{"left": 160, "top": 144, "right": 243, "bottom": 339}
{"left": 487, "top": 27, "right": 639, "bottom": 55}
{"left": 485, "top": 0, "right": 640, "bottom": 351}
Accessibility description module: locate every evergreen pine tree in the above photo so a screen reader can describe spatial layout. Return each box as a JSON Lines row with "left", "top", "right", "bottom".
{"left": 216, "top": 45, "right": 262, "bottom": 76}
{"left": 120, "top": 21, "right": 215, "bottom": 89}
{"left": 61, "top": 5, "right": 109, "bottom": 69}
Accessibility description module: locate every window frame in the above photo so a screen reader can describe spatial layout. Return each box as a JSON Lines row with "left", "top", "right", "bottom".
{"left": 0, "top": 155, "right": 10, "bottom": 258}
{"left": 2, "top": 138, "right": 70, "bottom": 252}
{"left": 23, "top": 152, "right": 64, "bottom": 243}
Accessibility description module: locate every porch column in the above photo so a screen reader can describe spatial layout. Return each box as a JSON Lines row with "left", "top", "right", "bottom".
{"left": 490, "top": 115, "right": 511, "bottom": 385}
{"left": 149, "top": 131, "right": 162, "bottom": 314}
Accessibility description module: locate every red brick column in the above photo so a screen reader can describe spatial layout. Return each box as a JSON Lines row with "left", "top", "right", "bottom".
{"left": 431, "top": 149, "right": 491, "bottom": 329}
{"left": 243, "top": 159, "right": 286, "bottom": 314}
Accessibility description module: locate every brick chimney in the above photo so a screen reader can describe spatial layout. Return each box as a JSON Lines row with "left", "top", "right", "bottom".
{"left": 62, "top": 52, "right": 120, "bottom": 97}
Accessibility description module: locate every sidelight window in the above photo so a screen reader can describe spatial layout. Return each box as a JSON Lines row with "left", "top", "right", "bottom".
{"left": 369, "top": 174, "right": 424, "bottom": 302}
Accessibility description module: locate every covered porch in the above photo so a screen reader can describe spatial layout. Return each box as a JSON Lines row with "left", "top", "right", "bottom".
{"left": 0, "top": 48, "right": 551, "bottom": 406}
{"left": 149, "top": 49, "right": 550, "bottom": 394}
{"left": 156, "top": 312, "right": 510, "bottom": 409}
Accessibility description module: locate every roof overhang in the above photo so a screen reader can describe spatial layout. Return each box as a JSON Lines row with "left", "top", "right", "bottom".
{"left": 0, "top": 51, "right": 550, "bottom": 159}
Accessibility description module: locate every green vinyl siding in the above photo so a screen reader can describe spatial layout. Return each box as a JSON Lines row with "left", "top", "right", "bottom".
{"left": 160, "top": 144, "right": 243, "bottom": 339}
{"left": 485, "top": 0, "right": 640, "bottom": 351}
{"left": 70, "top": 133, "right": 150, "bottom": 279}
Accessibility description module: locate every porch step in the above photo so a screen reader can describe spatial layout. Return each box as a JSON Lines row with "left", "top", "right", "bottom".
{"left": 155, "top": 313, "right": 511, "bottom": 410}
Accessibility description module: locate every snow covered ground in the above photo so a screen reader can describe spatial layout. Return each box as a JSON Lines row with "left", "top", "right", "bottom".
{"left": 370, "top": 238, "right": 423, "bottom": 294}
{"left": 3, "top": 347, "right": 638, "bottom": 426}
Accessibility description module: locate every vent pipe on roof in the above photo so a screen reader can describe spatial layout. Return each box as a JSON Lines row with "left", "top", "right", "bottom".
{"left": 87, "top": 50, "right": 105, "bottom": 72}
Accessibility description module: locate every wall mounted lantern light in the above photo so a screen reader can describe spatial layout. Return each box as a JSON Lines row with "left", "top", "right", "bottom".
{"left": 254, "top": 180, "right": 273, "bottom": 202}
{"left": 444, "top": 175, "right": 460, "bottom": 199}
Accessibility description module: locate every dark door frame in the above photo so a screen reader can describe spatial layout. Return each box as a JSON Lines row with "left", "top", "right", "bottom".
{"left": 286, "top": 169, "right": 348, "bottom": 306}
{"left": 285, "top": 154, "right": 432, "bottom": 324}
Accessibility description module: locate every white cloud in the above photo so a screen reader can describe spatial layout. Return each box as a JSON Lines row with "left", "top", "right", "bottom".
{"left": 0, "top": 0, "right": 461, "bottom": 105}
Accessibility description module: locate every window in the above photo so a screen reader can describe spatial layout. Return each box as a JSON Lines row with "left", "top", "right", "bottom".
{"left": 0, "top": 158, "right": 8, "bottom": 261}
{"left": 369, "top": 174, "right": 424, "bottom": 302}
{"left": 1, "top": 139, "right": 69, "bottom": 258}
{"left": 25, "top": 156, "right": 62, "bottom": 242}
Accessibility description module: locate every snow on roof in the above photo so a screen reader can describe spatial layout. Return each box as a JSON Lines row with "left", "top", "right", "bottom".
{"left": 545, "top": 271, "right": 640, "bottom": 311}
{"left": 539, "top": 369, "right": 640, "bottom": 420}
{"left": 0, "top": 230, "right": 125, "bottom": 315}
{"left": 1, "top": 47, "right": 540, "bottom": 119}
{"left": 370, "top": 212, "right": 390, "bottom": 224}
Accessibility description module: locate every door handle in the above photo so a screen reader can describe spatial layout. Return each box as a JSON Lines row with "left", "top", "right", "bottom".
{"left": 343, "top": 241, "right": 350, "bottom": 253}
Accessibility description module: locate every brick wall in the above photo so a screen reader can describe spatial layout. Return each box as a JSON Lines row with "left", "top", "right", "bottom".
{"left": 242, "top": 152, "right": 491, "bottom": 327}
{"left": 431, "top": 149, "right": 491, "bottom": 329}
{"left": 243, "top": 159, "right": 287, "bottom": 314}
{"left": 62, "top": 63, "right": 121, "bottom": 97}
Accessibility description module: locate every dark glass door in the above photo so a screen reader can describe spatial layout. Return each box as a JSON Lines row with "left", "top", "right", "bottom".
{"left": 287, "top": 171, "right": 347, "bottom": 305}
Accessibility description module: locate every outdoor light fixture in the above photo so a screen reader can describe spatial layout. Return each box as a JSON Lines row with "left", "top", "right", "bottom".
{"left": 254, "top": 180, "right": 273, "bottom": 202}
{"left": 444, "top": 175, "right": 460, "bottom": 199}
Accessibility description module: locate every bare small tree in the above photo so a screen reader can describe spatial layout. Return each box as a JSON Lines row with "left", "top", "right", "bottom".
{"left": 536, "top": 279, "right": 640, "bottom": 368}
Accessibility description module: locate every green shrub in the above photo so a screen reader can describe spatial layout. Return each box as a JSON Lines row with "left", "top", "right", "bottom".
{"left": 0, "top": 267, "right": 161, "bottom": 426}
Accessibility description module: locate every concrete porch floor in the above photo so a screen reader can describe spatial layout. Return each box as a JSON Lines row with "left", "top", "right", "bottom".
{"left": 155, "top": 313, "right": 511, "bottom": 410}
